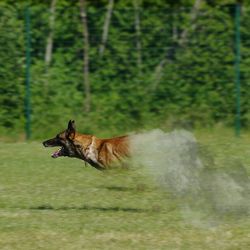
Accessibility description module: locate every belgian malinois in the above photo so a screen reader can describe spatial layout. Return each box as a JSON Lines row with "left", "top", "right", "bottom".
{"left": 43, "top": 120, "right": 130, "bottom": 170}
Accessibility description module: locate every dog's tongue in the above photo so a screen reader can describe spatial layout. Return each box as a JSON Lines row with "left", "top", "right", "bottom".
{"left": 51, "top": 148, "right": 62, "bottom": 158}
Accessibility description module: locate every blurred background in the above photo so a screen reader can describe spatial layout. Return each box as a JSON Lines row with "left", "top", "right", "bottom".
{"left": 0, "top": 0, "right": 249, "bottom": 140}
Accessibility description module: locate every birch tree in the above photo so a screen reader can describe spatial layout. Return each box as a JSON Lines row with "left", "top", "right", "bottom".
{"left": 80, "top": 0, "right": 91, "bottom": 112}
{"left": 134, "top": 0, "right": 142, "bottom": 74}
{"left": 45, "top": 0, "right": 56, "bottom": 67}
{"left": 151, "top": 0, "right": 203, "bottom": 89}
{"left": 99, "top": 0, "right": 114, "bottom": 58}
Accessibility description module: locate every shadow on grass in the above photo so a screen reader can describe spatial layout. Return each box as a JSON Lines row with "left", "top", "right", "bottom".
{"left": 100, "top": 186, "right": 135, "bottom": 192}
{"left": 29, "top": 204, "right": 148, "bottom": 213}
{"left": 99, "top": 184, "right": 148, "bottom": 192}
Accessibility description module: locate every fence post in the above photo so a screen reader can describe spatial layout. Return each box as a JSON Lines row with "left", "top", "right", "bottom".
{"left": 25, "top": 7, "right": 31, "bottom": 140}
{"left": 235, "top": 3, "right": 241, "bottom": 137}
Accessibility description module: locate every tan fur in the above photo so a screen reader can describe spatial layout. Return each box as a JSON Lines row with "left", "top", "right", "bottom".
{"left": 75, "top": 133, "right": 130, "bottom": 170}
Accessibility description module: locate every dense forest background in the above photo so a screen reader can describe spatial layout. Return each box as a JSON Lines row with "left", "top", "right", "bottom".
{"left": 1, "top": 0, "right": 250, "bottom": 139}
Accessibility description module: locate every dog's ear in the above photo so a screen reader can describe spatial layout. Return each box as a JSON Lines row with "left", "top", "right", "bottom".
{"left": 67, "top": 120, "right": 75, "bottom": 130}
{"left": 66, "top": 120, "right": 76, "bottom": 140}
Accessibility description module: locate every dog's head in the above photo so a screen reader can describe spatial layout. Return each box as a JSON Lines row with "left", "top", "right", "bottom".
{"left": 43, "top": 120, "right": 77, "bottom": 158}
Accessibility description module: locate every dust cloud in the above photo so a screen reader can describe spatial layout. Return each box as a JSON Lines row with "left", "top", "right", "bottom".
{"left": 130, "top": 129, "right": 250, "bottom": 226}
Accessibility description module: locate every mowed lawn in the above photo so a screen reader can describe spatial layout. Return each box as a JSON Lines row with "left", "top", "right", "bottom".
{"left": 0, "top": 130, "right": 250, "bottom": 250}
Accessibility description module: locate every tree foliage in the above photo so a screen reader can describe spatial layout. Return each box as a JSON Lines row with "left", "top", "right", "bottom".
{"left": 0, "top": 0, "right": 249, "bottom": 139}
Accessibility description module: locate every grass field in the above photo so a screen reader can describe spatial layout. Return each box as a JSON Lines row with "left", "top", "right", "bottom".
{"left": 0, "top": 129, "right": 250, "bottom": 249}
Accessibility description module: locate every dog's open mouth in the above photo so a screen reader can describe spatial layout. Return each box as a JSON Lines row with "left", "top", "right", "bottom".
{"left": 51, "top": 147, "right": 64, "bottom": 158}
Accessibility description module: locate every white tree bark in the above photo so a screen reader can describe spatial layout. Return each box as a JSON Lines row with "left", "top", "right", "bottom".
{"left": 99, "top": 0, "right": 114, "bottom": 57}
{"left": 151, "top": 0, "right": 203, "bottom": 89}
{"left": 134, "top": 0, "right": 142, "bottom": 74}
{"left": 80, "top": 0, "right": 91, "bottom": 112}
{"left": 45, "top": 0, "right": 57, "bottom": 67}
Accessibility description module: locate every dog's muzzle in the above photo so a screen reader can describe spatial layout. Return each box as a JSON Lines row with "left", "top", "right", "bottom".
{"left": 43, "top": 141, "right": 49, "bottom": 147}
{"left": 43, "top": 138, "right": 60, "bottom": 147}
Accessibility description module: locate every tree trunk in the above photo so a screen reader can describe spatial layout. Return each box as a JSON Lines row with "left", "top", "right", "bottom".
{"left": 44, "top": 0, "right": 56, "bottom": 92}
{"left": 151, "top": 0, "right": 203, "bottom": 89}
{"left": 172, "top": 12, "right": 178, "bottom": 43}
{"left": 45, "top": 0, "right": 56, "bottom": 67}
{"left": 80, "top": 0, "right": 91, "bottom": 112}
{"left": 134, "top": 0, "right": 142, "bottom": 75}
{"left": 99, "top": 0, "right": 114, "bottom": 57}
{"left": 178, "top": 0, "right": 202, "bottom": 46}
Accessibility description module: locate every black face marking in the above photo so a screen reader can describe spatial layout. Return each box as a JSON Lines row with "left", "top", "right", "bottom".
{"left": 43, "top": 131, "right": 79, "bottom": 158}
{"left": 43, "top": 120, "right": 79, "bottom": 159}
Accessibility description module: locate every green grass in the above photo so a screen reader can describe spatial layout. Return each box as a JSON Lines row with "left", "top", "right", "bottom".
{"left": 0, "top": 130, "right": 250, "bottom": 250}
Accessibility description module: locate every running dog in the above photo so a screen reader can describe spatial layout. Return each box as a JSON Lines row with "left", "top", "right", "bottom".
{"left": 42, "top": 120, "right": 130, "bottom": 170}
